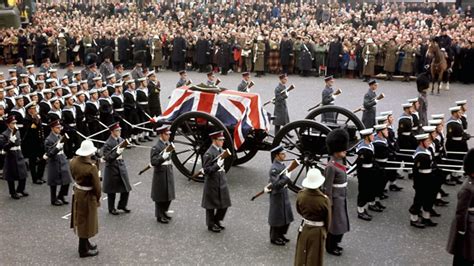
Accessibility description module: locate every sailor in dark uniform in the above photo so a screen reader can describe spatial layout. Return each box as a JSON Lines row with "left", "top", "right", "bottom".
{"left": 237, "top": 72, "right": 252, "bottom": 92}
{"left": 408, "top": 97, "right": 422, "bottom": 133}
{"left": 136, "top": 77, "right": 152, "bottom": 142}
{"left": 85, "top": 89, "right": 102, "bottom": 146}
{"left": 74, "top": 91, "right": 88, "bottom": 137}
{"left": 456, "top": 100, "right": 468, "bottom": 132}
{"left": 322, "top": 129, "right": 350, "bottom": 256}
{"left": 372, "top": 124, "right": 389, "bottom": 209}
{"left": 397, "top": 103, "right": 418, "bottom": 169}
{"left": 10, "top": 96, "right": 27, "bottom": 137}
{"left": 201, "top": 131, "right": 231, "bottom": 233}
{"left": 266, "top": 145, "right": 294, "bottom": 246}
{"left": 123, "top": 80, "right": 141, "bottom": 145}
{"left": 176, "top": 70, "right": 188, "bottom": 88}
{"left": 361, "top": 80, "right": 379, "bottom": 128}
{"left": 98, "top": 87, "right": 115, "bottom": 128}
{"left": 105, "top": 74, "right": 116, "bottom": 96}
{"left": 62, "top": 94, "right": 79, "bottom": 158}
{"left": 409, "top": 133, "right": 438, "bottom": 228}
{"left": 47, "top": 98, "right": 62, "bottom": 124}
{"left": 378, "top": 111, "right": 403, "bottom": 190}
{"left": 446, "top": 106, "right": 469, "bottom": 184}
{"left": 321, "top": 75, "right": 337, "bottom": 123}
{"left": 355, "top": 128, "right": 377, "bottom": 221}
{"left": 147, "top": 71, "right": 161, "bottom": 123}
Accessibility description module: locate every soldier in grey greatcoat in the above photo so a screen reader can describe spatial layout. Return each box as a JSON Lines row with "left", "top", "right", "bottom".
{"left": 102, "top": 123, "right": 132, "bottom": 215}
{"left": 201, "top": 131, "right": 231, "bottom": 233}
{"left": 150, "top": 125, "right": 175, "bottom": 224}
{"left": 1, "top": 116, "right": 29, "bottom": 199}
{"left": 44, "top": 120, "right": 72, "bottom": 206}
{"left": 237, "top": 72, "right": 251, "bottom": 92}
{"left": 323, "top": 129, "right": 350, "bottom": 256}
{"left": 321, "top": 75, "right": 337, "bottom": 123}
{"left": 273, "top": 74, "right": 290, "bottom": 134}
{"left": 266, "top": 145, "right": 294, "bottom": 246}
{"left": 446, "top": 149, "right": 474, "bottom": 265}
{"left": 362, "top": 80, "right": 379, "bottom": 128}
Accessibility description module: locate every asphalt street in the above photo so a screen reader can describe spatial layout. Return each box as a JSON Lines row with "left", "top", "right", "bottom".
{"left": 0, "top": 67, "right": 473, "bottom": 265}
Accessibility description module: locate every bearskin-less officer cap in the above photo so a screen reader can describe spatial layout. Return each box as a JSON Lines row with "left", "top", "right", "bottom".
{"left": 463, "top": 149, "right": 474, "bottom": 175}
{"left": 326, "top": 129, "right": 349, "bottom": 154}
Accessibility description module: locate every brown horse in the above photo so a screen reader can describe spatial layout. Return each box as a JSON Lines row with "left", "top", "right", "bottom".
{"left": 428, "top": 42, "right": 447, "bottom": 94}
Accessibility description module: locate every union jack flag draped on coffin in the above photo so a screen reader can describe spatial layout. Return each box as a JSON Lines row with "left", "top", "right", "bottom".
{"left": 159, "top": 87, "right": 271, "bottom": 149}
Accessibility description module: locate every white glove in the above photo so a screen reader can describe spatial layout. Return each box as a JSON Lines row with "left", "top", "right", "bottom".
{"left": 217, "top": 158, "right": 224, "bottom": 167}
{"left": 375, "top": 99, "right": 379, "bottom": 103}
{"left": 332, "top": 94, "right": 338, "bottom": 99}
{"left": 116, "top": 147, "right": 124, "bottom": 155}
{"left": 458, "top": 231, "right": 465, "bottom": 235}
{"left": 9, "top": 135, "right": 17, "bottom": 143}
{"left": 56, "top": 142, "right": 64, "bottom": 150}
{"left": 162, "top": 151, "right": 170, "bottom": 160}
{"left": 264, "top": 186, "right": 272, "bottom": 193}
{"left": 42, "top": 154, "right": 48, "bottom": 160}
{"left": 284, "top": 170, "right": 292, "bottom": 179}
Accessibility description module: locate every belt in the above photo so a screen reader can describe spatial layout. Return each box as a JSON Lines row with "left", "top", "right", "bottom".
{"left": 418, "top": 169, "right": 432, "bottom": 174}
{"left": 362, "top": 163, "right": 373, "bottom": 168}
{"left": 401, "top": 132, "right": 411, "bottom": 136}
{"left": 138, "top": 101, "right": 148, "bottom": 105}
{"left": 74, "top": 183, "right": 93, "bottom": 191}
{"left": 58, "top": 150, "right": 64, "bottom": 155}
{"left": 10, "top": 146, "right": 21, "bottom": 151}
{"left": 68, "top": 123, "right": 76, "bottom": 127}
{"left": 16, "top": 124, "right": 24, "bottom": 128}
{"left": 162, "top": 160, "right": 172, "bottom": 166}
{"left": 115, "top": 108, "right": 124, "bottom": 112}
{"left": 333, "top": 182, "right": 347, "bottom": 188}
{"left": 451, "top": 137, "right": 462, "bottom": 141}
{"left": 303, "top": 219, "right": 324, "bottom": 227}
{"left": 375, "top": 158, "right": 388, "bottom": 162}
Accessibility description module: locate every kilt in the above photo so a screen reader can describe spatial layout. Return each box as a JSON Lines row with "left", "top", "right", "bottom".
{"left": 269, "top": 50, "right": 281, "bottom": 74}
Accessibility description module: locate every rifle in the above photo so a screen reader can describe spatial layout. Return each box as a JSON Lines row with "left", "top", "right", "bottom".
{"left": 138, "top": 143, "right": 175, "bottom": 175}
{"left": 353, "top": 93, "right": 385, "bottom": 113}
{"left": 263, "top": 85, "right": 295, "bottom": 106}
{"left": 190, "top": 148, "right": 232, "bottom": 180}
{"left": 104, "top": 139, "right": 130, "bottom": 159}
{"left": 215, "top": 78, "right": 221, "bottom": 86}
{"left": 251, "top": 159, "right": 300, "bottom": 201}
{"left": 245, "top": 81, "right": 255, "bottom": 92}
{"left": 43, "top": 133, "right": 70, "bottom": 160}
{"left": 307, "top": 88, "right": 342, "bottom": 112}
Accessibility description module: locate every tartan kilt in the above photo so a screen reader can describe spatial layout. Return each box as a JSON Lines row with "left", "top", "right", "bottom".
{"left": 269, "top": 50, "right": 281, "bottom": 74}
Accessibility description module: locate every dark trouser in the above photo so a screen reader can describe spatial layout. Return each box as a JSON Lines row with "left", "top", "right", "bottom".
{"left": 206, "top": 208, "right": 227, "bottom": 227}
{"left": 326, "top": 233, "right": 343, "bottom": 251}
{"left": 376, "top": 166, "right": 388, "bottom": 197}
{"left": 78, "top": 238, "right": 95, "bottom": 254}
{"left": 453, "top": 253, "right": 473, "bottom": 266}
{"left": 28, "top": 156, "right": 46, "bottom": 182}
{"left": 274, "top": 125, "right": 281, "bottom": 135}
{"left": 221, "top": 67, "right": 229, "bottom": 75}
{"left": 270, "top": 224, "right": 290, "bottom": 241}
{"left": 173, "top": 61, "right": 185, "bottom": 72}
{"left": 50, "top": 185, "right": 70, "bottom": 203}
{"left": 107, "top": 192, "right": 129, "bottom": 211}
{"left": 7, "top": 179, "right": 26, "bottom": 195}
{"left": 199, "top": 64, "right": 207, "bottom": 73}
{"left": 409, "top": 184, "right": 435, "bottom": 215}
{"left": 357, "top": 169, "right": 374, "bottom": 207}
{"left": 281, "top": 64, "right": 289, "bottom": 75}
{"left": 155, "top": 201, "right": 171, "bottom": 218}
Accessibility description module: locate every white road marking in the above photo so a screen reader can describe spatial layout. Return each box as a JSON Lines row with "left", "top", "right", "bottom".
{"left": 134, "top": 181, "right": 142, "bottom": 186}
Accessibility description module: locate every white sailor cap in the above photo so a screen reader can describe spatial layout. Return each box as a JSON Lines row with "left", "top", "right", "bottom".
{"left": 14, "top": 95, "right": 24, "bottom": 100}
{"left": 73, "top": 71, "right": 81, "bottom": 75}
{"left": 76, "top": 91, "right": 85, "bottom": 96}
{"left": 422, "top": 126, "right": 436, "bottom": 133}
{"left": 18, "top": 83, "right": 29, "bottom": 88}
{"left": 61, "top": 76, "right": 68, "bottom": 80}
{"left": 402, "top": 103, "right": 412, "bottom": 108}
{"left": 125, "top": 79, "right": 135, "bottom": 85}
{"left": 49, "top": 97, "right": 60, "bottom": 103}
{"left": 146, "top": 71, "right": 155, "bottom": 77}
{"left": 374, "top": 124, "right": 387, "bottom": 131}
{"left": 0, "top": 72, "right": 3, "bottom": 76}
{"left": 25, "top": 101, "right": 37, "bottom": 109}
{"left": 48, "top": 69, "right": 57, "bottom": 73}
{"left": 456, "top": 100, "right": 467, "bottom": 106}
{"left": 93, "top": 76, "right": 102, "bottom": 81}
{"left": 415, "top": 133, "right": 429, "bottom": 141}
{"left": 449, "top": 106, "right": 461, "bottom": 112}
{"left": 26, "top": 64, "right": 35, "bottom": 69}
{"left": 408, "top": 98, "right": 418, "bottom": 103}
{"left": 380, "top": 111, "right": 392, "bottom": 116}
{"left": 376, "top": 115, "right": 387, "bottom": 122}
{"left": 122, "top": 72, "right": 131, "bottom": 78}
{"left": 359, "top": 128, "right": 374, "bottom": 136}
{"left": 431, "top": 114, "right": 445, "bottom": 119}
{"left": 46, "top": 78, "right": 56, "bottom": 83}
{"left": 8, "top": 68, "right": 16, "bottom": 72}
{"left": 106, "top": 74, "right": 115, "bottom": 80}
{"left": 428, "top": 119, "right": 442, "bottom": 126}
{"left": 5, "top": 85, "right": 15, "bottom": 91}
{"left": 28, "top": 92, "right": 38, "bottom": 97}
{"left": 114, "top": 82, "right": 123, "bottom": 87}
{"left": 52, "top": 86, "right": 63, "bottom": 91}
{"left": 0, "top": 79, "right": 6, "bottom": 83}
{"left": 98, "top": 87, "right": 107, "bottom": 93}
{"left": 8, "top": 77, "right": 17, "bottom": 81}
{"left": 89, "top": 88, "right": 98, "bottom": 94}
{"left": 137, "top": 77, "right": 146, "bottom": 82}
{"left": 69, "top": 83, "right": 78, "bottom": 88}
{"left": 19, "top": 73, "right": 28, "bottom": 78}
{"left": 42, "top": 89, "right": 53, "bottom": 94}
{"left": 79, "top": 80, "right": 88, "bottom": 85}
{"left": 35, "top": 80, "right": 45, "bottom": 84}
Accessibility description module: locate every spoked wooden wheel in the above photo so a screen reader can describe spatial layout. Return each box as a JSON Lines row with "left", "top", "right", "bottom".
{"left": 169, "top": 111, "right": 235, "bottom": 182}
{"left": 271, "top": 120, "right": 331, "bottom": 192}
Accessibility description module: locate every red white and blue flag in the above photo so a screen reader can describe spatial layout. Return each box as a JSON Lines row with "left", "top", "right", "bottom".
{"left": 160, "top": 87, "right": 270, "bottom": 149}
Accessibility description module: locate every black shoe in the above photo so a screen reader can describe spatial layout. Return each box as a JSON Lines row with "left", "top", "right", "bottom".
{"left": 208, "top": 224, "right": 221, "bottom": 233}
{"left": 79, "top": 249, "right": 99, "bottom": 258}
{"left": 164, "top": 213, "right": 172, "bottom": 220}
{"left": 52, "top": 199, "right": 63, "bottom": 206}
{"left": 216, "top": 222, "right": 225, "bottom": 230}
{"left": 59, "top": 198, "right": 69, "bottom": 204}
{"left": 434, "top": 199, "right": 449, "bottom": 206}
{"left": 327, "top": 248, "right": 342, "bottom": 256}
{"left": 444, "top": 180, "right": 456, "bottom": 186}
{"left": 270, "top": 239, "right": 285, "bottom": 246}
{"left": 11, "top": 193, "right": 21, "bottom": 200}
{"left": 389, "top": 184, "right": 403, "bottom": 191}
{"left": 18, "top": 191, "right": 29, "bottom": 197}
{"left": 379, "top": 194, "right": 389, "bottom": 200}
{"left": 33, "top": 180, "right": 44, "bottom": 185}
{"left": 118, "top": 207, "right": 131, "bottom": 213}
{"left": 109, "top": 209, "right": 119, "bottom": 215}
{"left": 429, "top": 210, "right": 441, "bottom": 217}
{"left": 157, "top": 217, "right": 169, "bottom": 224}
{"left": 410, "top": 220, "right": 426, "bottom": 228}
{"left": 368, "top": 204, "right": 383, "bottom": 212}
{"left": 336, "top": 245, "right": 343, "bottom": 251}
{"left": 375, "top": 201, "right": 386, "bottom": 209}
{"left": 358, "top": 211, "right": 372, "bottom": 221}
{"left": 422, "top": 218, "right": 438, "bottom": 227}
{"left": 281, "top": 236, "right": 290, "bottom": 243}
{"left": 144, "top": 136, "right": 152, "bottom": 141}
